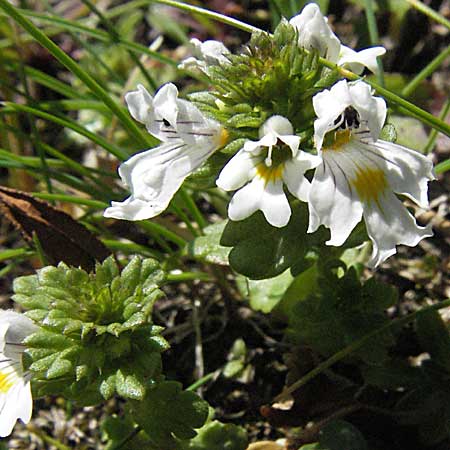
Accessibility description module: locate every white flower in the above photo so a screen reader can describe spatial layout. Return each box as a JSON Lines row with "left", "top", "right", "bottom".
{"left": 289, "top": 3, "right": 386, "bottom": 74}
{"left": 308, "top": 79, "right": 434, "bottom": 267}
{"left": 217, "top": 115, "right": 320, "bottom": 227}
{"left": 0, "top": 310, "right": 37, "bottom": 437}
{"left": 178, "top": 38, "right": 230, "bottom": 74}
{"left": 104, "top": 83, "right": 228, "bottom": 221}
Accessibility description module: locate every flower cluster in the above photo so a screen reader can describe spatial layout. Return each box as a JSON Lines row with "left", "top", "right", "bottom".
{"left": 105, "top": 3, "right": 434, "bottom": 268}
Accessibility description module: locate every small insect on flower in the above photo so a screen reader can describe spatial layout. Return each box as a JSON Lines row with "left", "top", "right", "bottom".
{"left": 217, "top": 115, "right": 320, "bottom": 227}
{"left": 308, "top": 79, "right": 435, "bottom": 267}
{"left": 0, "top": 310, "right": 37, "bottom": 437}
{"left": 289, "top": 3, "right": 385, "bottom": 74}
{"left": 104, "top": 83, "right": 228, "bottom": 221}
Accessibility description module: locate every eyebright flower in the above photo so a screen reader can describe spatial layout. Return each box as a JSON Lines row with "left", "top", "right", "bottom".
{"left": 104, "top": 83, "right": 228, "bottom": 221}
{"left": 0, "top": 310, "right": 37, "bottom": 437}
{"left": 179, "top": 38, "right": 230, "bottom": 74}
{"left": 217, "top": 115, "right": 320, "bottom": 227}
{"left": 289, "top": 3, "right": 385, "bottom": 74}
{"left": 308, "top": 79, "right": 434, "bottom": 267}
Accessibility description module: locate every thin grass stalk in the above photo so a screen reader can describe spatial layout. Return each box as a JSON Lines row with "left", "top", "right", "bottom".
{"left": 401, "top": 45, "right": 450, "bottom": 98}
{"left": 405, "top": 0, "right": 450, "bottom": 30}
{"left": 274, "top": 297, "right": 450, "bottom": 402}
{"left": 363, "top": 0, "right": 384, "bottom": 86}
{"left": 79, "top": 0, "right": 157, "bottom": 90}
{"left": 0, "top": 0, "right": 151, "bottom": 148}
{"left": 423, "top": 98, "right": 450, "bottom": 155}
{"left": 1, "top": 102, "right": 128, "bottom": 160}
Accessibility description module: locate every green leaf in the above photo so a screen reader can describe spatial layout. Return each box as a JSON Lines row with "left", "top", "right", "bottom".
{"left": 416, "top": 310, "right": 450, "bottom": 372}
{"left": 221, "top": 202, "right": 327, "bottom": 279}
{"left": 131, "top": 381, "right": 209, "bottom": 449}
{"left": 237, "top": 270, "right": 294, "bottom": 313}
{"left": 388, "top": 115, "right": 428, "bottom": 151}
{"left": 102, "top": 415, "right": 153, "bottom": 450}
{"left": 116, "top": 370, "right": 147, "bottom": 400}
{"left": 188, "top": 221, "right": 230, "bottom": 265}
{"left": 287, "top": 268, "right": 397, "bottom": 363}
{"left": 179, "top": 420, "right": 248, "bottom": 450}
{"left": 317, "top": 420, "right": 368, "bottom": 450}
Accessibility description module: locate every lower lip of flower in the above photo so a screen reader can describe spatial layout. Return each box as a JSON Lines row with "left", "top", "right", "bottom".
{"left": 351, "top": 165, "right": 388, "bottom": 206}
{"left": 324, "top": 129, "right": 352, "bottom": 151}
{"left": 256, "top": 162, "right": 284, "bottom": 183}
{"left": 0, "top": 369, "right": 15, "bottom": 393}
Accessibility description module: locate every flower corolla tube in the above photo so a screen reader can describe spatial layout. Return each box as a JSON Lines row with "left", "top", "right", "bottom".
{"left": 104, "top": 83, "right": 228, "bottom": 221}
{"left": 289, "top": 3, "right": 386, "bottom": 74}
{"left": 308, "top": 79, "right": 434, "bottom": 267}
{"left": 0, "top": 310, "right": 37, "bottom": 437}
{"left": 217, "top": 115, "right": 320, "bottom": 228}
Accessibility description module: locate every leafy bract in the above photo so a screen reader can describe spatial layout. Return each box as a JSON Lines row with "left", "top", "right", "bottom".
{"left": 131, "top": 381, "right": 209, "bottom": 449}
{"left": 14, "top": 256, "right": 168, "bottom": 403}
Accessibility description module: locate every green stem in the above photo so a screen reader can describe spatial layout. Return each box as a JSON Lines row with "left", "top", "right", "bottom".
{"left": 274, "top": 297, "right": 450, "bottom": 402}
{"left": 151, "top": 0, "right": 260, "bottom": 33}
{"left": 0, "top": 0, "right": 151, "bottom": 148}
{"left": 324, "top": 61, "right": 450, "bottom": 136}
{"left": 179, "top": 189, "right": 208, "bottom": 231}
{"left": 31, "top": 192, "right": 108, "bottom": 209}
{"left": 405, "top": 0, "right": 450, "bottom": 30}
{"left": 79, "top": 0, "right": 157, "bottom": 90}
{"left": 187, "top": 372, "right": 215, "bottom": 391}
{"left": 435, "top": 158, "right": 450, "bottom": 175}
{"left": 1, "top": 102, "right": 128, "bottom": 160}
{"left": 166, "top": 271, "right": 214, "bottom": 282}
{"left": 363, "top": 0, "right": 384, "bottom": 86}
{"left": 401, "top": 46, "right": 450, "bottom": 98}
{"left": 423, "top": 98, "right": 450, "bottom": 154}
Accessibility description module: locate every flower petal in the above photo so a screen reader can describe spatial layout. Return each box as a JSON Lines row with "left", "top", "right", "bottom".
{"left": 283, "top": 152, "right": 321, "bottom": 201}
{"left": 338, "top": 45, "right": 386, "bottom": 74}
{"left": 152, "top": 83, "right": 179, "bottom": 130}
{"left": 313, "top": 80, "right": 352, "bottom": 150}
{"left": 228, "top": 177, "right": 291, "bottom": 227}
{"left": 0, "top": 378, "right": 33, "bottom": 437}
{"left": 349, "top": 81, "right": 386, "bottom": 140}
{"left": 216, "top": 149, "right": 259, "bottom": 191}
{"left": 308, "top": 153, "right": 363, "bottom": 245}
{"left": 372, "top": 140, "right": 435, "bottom": 208}
{"left": 104, "top": 141, "right": 213, "bottom": 221}
{"left": 125, "top": 84, "right": 153, "bottom": 124}
{"left": 289, "top": 3, "right": 340, "bottom": 62}
{"left": 364, "top": 190, "right": 433, "bottom": 267}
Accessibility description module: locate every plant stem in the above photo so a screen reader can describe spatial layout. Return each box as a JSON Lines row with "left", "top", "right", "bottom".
{"left": 274, "top": 297, "right": 450, "bottom": 402}
{"left": 363, "top": 0, "right": 384, "bottom": 86}
{"left": 0, "top": 0, "right": 151, "bottom": 149}
{"left": 151, "top": 0, "right": 260, "bottom": 33}
{"left": 405, "top": 0, "right": 450, "bottom": 30}
{"left": 401, "top": 46, "right": 450, "bottom": 98}
{"left": 423, "top": 97, "right": 450, "bottom": 154}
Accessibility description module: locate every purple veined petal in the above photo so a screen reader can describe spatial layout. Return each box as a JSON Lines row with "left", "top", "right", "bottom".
{"left": 307, "top": 151, "right": 364, "bottom": 245}
{"left": 104, "top": 139, "right": 216, "bottom": 221}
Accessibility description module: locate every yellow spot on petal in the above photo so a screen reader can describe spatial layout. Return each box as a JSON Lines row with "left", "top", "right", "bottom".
{"left": 351, "top": 166, "right": 388, "bottom": 205}
{"left": 216, "top": 127, "right": 229, "bottom": 148}
{"left": 256, "top": 162, "right": 284, "bottom": 184}
{"left": 0, "top": 369, "right": 14, "bottom": 393}
{"left": 324, "top": 129, "right": 351, "bottom": 151}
